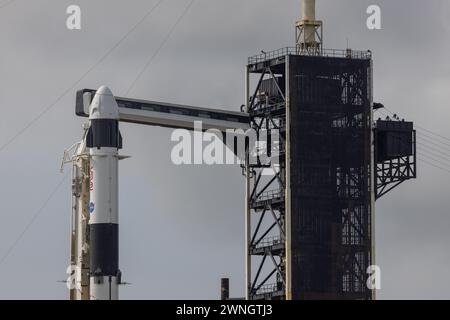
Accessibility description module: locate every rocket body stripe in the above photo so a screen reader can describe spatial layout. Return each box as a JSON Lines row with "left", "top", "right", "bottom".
{"left": 90, "top": 224, "right": 119, "bottom": 276}
{"left": 87, "top": 86, "right": 121, "bottom": 300}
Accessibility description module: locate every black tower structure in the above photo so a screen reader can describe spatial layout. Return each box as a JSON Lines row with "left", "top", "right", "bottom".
{"left": 244, "top": 47, "right": 415, "bottom": 300}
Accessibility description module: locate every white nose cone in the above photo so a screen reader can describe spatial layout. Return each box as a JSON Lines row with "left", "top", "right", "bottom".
{"left": 89, "top": 86, "right": 119, "bottom": 120}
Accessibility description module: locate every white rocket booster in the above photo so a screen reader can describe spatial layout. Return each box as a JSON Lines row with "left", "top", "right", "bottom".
{"left": 87, "top": 86, "right": 122, "bottom": 300}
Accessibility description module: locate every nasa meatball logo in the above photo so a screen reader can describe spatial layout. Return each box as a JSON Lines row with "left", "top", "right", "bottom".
{"left": 88, "top": 202, "right": 95, "bottom": 214}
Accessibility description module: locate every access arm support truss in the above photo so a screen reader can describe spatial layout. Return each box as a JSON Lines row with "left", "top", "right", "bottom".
{"left": 374, "top": 119, "right": 417, "bottom": 199}
{"left": 76, "top": 89, "right": 250, "bottom": 132}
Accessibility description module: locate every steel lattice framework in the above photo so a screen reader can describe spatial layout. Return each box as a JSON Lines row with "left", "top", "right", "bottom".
{"left": 245, "top": 65, "right": 288, "bottom": 300}
{"left": 69, "top": 51, "right": 416, "bottom": 301}
{"left": 245, "top": 48, "right": 377, "bottom": 300}
{"left": 374, "top": 120, "right": 416, "bottom": 199}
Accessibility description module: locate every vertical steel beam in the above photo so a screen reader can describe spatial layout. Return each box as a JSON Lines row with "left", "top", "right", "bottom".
{"left": 245, "top": 65, "right": 252, "bottom": 300}
{"left": 284, "top": 55, "right": 292, "bottom": 300}
{"left": 369, "top": 59, "right": 376, "bottom": 300}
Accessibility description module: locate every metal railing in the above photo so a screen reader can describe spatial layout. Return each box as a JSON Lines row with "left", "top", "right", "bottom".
{"left": 255, "top": 235, "right": 283, "bottom": 249}
{"left": 253, "top": 100, "right": 286, "bottom": 114}
{"left": 248, "top": 47, "right": 372, "bottom": 64}
{"left": 256, "top": 189, "right": 284, "bottom": 202}
{"left": 255, "top": 283, "right": 282, "bottom": 295}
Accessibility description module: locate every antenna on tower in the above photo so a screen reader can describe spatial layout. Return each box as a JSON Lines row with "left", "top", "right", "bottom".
{"left": 296, "top": 0, "right": 323, "bottom": 55}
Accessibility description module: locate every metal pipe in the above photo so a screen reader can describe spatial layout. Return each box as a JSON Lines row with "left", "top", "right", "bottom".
{"left": 301, "top": 0, "right": 317, "bottom": 45}
{"left": 302, "top": 0, "right": 316, "bottom": 20}
{"left": 221, "top": 278, "right": 230, "bottom": 300}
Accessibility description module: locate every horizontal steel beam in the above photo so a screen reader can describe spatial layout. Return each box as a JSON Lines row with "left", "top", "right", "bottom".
{"left": 76, "top": 89, "right": 250, "bottom": 132}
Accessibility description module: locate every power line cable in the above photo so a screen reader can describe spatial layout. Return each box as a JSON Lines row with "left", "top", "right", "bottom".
{"left": 417, "top": 152, "right": 450, "bottom": 169}
{"left": 0, "top": 0, "right": 165, "bottom": 154}
{"left": 0, "top": 0, "right": 168, "bottom": 267}
{"left": 382, "top": 106, "right": 450, "bottom": 143}
{"left": 0, "top": 0, "right": 191, "bottom": 270}
{"left": 125, "top": 0, "right": 196, "bottom": 95}
{"left": 416, "top": 124, "right": 450, "bottom": 143}
{"left": 0, "top": 0, "right": 15, "bottom": 9}
{"left": 376, "top": 107, "right": 450, "bottom": 156}
{"left": 418, "top": 157, "right": 450, "bottom": 175}
{"left": 375, "top": 108, "right": 450, "bottom": 174}
{"left": 417, "top": 136, "right": 450, "bottom": 155}
{"left": 417, "top": 132, "right": 450, "bottom": 150}
{"left": 417, "top": 141, "right": 450, "bottom": 160}
{"left": 0, "top": 172, "right": 70, "bottom": 266}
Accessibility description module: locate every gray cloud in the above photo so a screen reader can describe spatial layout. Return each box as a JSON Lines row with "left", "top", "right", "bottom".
{"left": 0, "top": 0, "right": 449, "bottom": 299}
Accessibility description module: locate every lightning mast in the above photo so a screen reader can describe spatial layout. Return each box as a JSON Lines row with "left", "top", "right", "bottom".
{"left": 296, "top": 0, "right": 323, "bottom": 55}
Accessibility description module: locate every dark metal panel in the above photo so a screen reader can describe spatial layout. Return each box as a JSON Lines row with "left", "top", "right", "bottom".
{"left": 86, "top": 119, "right": 122, "bottom": 149}
{"left": 221, "top": 278, "right": 230, "bottom": 300}
{"left": 288, "top": 55, "right": 373, "bottom": 300}
{"left": 90, "top": 224, "right": 119, "bottom": 277}
{"left": 376, "top": 120, "right": 414, "bottom": 162}
{"left": 374, "top": 120, "right": 416, "bottom": 199}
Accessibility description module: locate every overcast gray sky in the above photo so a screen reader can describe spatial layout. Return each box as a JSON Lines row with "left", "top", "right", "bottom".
{"left": 0, "top": 0, "right": 449, "bottom": 299}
